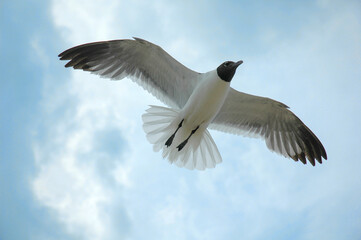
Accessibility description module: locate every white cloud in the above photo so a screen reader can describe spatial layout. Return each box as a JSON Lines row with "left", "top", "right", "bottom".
{"left": 52, "top": 0, "right": 120, "bottom": 43}
{"left": 32, "top": 0, "right": 361, "bottom": 239}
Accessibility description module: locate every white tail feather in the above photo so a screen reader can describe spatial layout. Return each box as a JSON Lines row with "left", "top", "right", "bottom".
{"left": 142, "top": 105, "right": 222, "bottom": 170}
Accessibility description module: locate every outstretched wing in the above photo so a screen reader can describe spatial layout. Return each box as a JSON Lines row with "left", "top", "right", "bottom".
{"left": 210, "top": 88, "right": 327, "bottom": 166}
{"left": 58, "top": 37, "right": 201, "bottom": 109}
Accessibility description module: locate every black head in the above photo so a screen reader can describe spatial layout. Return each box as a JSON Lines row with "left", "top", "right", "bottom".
{"left": 216, "top": 60, "right": 243, "bottom": 82}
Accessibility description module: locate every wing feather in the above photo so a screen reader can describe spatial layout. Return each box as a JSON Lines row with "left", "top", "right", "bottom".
{"left": 210, "top": 88, "right": 327, "bottom": 165}
{"left": 59, "top": 37, "right": 201, "bottom": 109}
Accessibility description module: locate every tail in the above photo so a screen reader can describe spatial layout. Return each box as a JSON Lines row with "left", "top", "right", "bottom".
{"left": 142, "top": 105, "right": 222, "bottom": 170}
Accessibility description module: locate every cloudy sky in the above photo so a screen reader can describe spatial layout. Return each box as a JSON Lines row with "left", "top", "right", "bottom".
{"left": 1, "top": 0, "right": 361, "bottom": 239}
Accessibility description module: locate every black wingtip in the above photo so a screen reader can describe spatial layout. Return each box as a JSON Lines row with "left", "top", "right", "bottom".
{"left": 58, "top": 51, "right": 66, "bottom": 59}
{"left": 299, "top": 153, "right": 307, "bottom": 165}
{"left": 322, "top": 148, "right": 328, "bottom": 160}
{"left": 58, "top": 49, "right": 73, "bottom": 61}
{"left": 58, "top": 48, "right": 73, "bottom": 59}
{"left": 294, "top": 123, "right": 328, "bottom": 166}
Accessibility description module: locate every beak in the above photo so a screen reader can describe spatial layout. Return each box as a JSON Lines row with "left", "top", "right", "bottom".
{"left": 234, "top": 60, "right": 243, "bottom": 67}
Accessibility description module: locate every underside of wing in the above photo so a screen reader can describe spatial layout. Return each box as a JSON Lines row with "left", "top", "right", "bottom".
{"left": 210, "top": 88, "right": 327, "bottom": 166}
{"left": 58, "top": 37, "right": 201, "bottom": 109}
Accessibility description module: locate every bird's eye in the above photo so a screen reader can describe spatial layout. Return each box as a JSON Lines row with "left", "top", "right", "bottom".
{"left": 224, "top": 61, "right": 231, "bottom": 67}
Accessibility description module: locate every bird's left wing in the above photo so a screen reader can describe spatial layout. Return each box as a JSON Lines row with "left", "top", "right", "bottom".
{"left": 59, "top": 37, "right": 201, "bottom": 109}
{"left": 210, "top": 88, "right": 327, "bottom": 166}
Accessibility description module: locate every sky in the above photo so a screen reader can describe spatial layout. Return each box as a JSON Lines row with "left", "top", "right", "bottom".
{"left": 1, "top": 0, "right": 361, "bottom": 239}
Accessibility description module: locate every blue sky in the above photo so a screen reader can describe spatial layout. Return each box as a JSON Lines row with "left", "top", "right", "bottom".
{"left": 1, "top": 0, "right": 361, "bottom": 239}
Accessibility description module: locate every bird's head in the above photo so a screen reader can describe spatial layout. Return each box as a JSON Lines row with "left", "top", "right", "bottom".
{"left": 216, "top": 60, "right": 243, "bottom": 82}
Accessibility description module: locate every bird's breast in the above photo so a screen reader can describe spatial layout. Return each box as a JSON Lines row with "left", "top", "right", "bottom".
{"left": 181, "top": 70, "right": 230, "bottom": 129}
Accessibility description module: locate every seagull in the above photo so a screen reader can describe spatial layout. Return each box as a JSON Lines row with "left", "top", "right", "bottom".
{"left": 59, "top": 37, "right": 327, "bottom": 170}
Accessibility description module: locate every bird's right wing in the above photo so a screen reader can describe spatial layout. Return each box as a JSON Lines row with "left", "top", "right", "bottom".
{"left": 58, "top": 37, "right": 201, "bottom": 109}
{"left": 210, "top": 88, "right": 327, "bottom": 166}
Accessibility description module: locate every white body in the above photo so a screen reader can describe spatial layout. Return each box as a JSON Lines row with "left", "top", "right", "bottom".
{"left": 142, "top": 70, "right": 229, "bottom": 170}
{"left": 180, "top": 70, "right": 230, "bottom": 131}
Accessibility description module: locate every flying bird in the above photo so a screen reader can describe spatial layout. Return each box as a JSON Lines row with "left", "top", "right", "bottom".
{"left": 58, "top": 37, "right": 327, "bottom": 170}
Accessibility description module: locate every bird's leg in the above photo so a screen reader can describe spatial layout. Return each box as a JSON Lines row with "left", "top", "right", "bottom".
{"left": 177, "top": 126, "right": 199, "bottom": 151}
{"left": 165, "top": 119, "right": 184, "bottom": 147}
